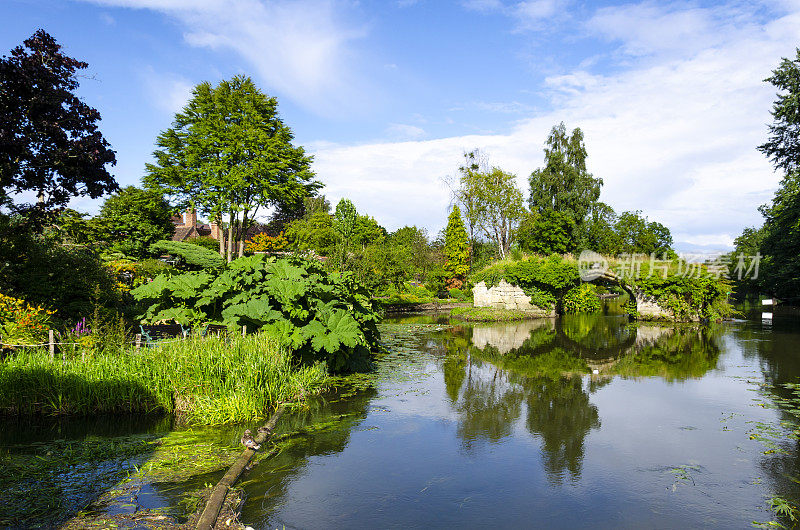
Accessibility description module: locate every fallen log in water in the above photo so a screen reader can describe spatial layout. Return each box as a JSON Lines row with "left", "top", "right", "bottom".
{"left": 195, "top": 404, "right": 286, "bottom": 530}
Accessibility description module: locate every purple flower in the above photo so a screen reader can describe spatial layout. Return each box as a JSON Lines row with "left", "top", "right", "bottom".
{"left": 72, "top": 317, "right": 91, "bottom": 336}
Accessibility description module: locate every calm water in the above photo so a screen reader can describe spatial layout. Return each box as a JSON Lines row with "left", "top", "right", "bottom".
{"left": 3, "top": 307, "right": 800, "bottom": 528}
{"left": 239, "top": 310, "right": 800, "bottom": 529}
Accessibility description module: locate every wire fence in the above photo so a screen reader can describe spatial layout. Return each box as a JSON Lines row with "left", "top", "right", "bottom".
{"left": 0, "top": 325, "right": 249, "bottom": 356}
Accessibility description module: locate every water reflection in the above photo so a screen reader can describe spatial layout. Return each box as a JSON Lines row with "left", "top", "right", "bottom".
{"left": 434, "top": 315, "right": 725, "bottom": 484}
{"left": 237, "top": 313, "right": 800, "bottom": 529}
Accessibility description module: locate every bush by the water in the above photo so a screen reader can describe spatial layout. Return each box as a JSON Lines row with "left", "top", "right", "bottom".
{"left": 0, "top": 333, "right": 326, "bottom": 424}
{"left": 132, "top": 254, "right": 380, "bottom": 372}
{"left": 471, "top": 255, "right": 580, "bottom": 311}
{"left": 450, "top": 306, "right": 542, "bottom": 322}
{"left": 470, "top": 254, "right": 734, "bottom": 322}
{"left": 562, "top": 283, "right": 601, "bottom": 314}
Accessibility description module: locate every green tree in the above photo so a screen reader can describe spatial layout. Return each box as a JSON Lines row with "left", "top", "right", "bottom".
{"left": 528, "top": 123, "right": 603, "bottom": 237}
{"left": 145, "top": 76, "right": 320, "bottom": 261}
{"left": 0, "top": 30, "right": 117, "bottom": 221}
{"left": 285, "top": 210, "right": 337, "bottom": 257}
{"left": 390, "top": 225, "right": 434, "bottom": 279}
{"left": 759, "top": 171, "right": 800, "bottom": 298}
{"left": 443, "top": 206, "right": 470, "bottom": 281}
{"left": 457, "top": 158, "right": 525, "bottom": 259}
{"left": 333, "top": 198, "right": 358, "bottom": 267}
{"left": 517, "top": 210, "right": 576, "bottom": 255}
{"left": 614, "top": 211, "right": 673, "bottom": 256}
{"left": 758, "top": 48, "right": 800, "bottom": 173}
{"left": 578, "top": 202, "right": 620, "bottom": 255}
{"left": 92, "top": 186, "right": 174, "bottom": 258}
{"left": 728, "top": 225, "right": 765, "bottom": 297}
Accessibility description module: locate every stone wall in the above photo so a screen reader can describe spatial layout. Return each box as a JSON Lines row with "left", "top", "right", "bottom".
{"left": 472, "top": 280, "right": 555, "bottom": 316}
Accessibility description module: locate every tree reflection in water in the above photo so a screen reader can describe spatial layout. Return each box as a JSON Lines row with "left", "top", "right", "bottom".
{"left": 438, "top": 314, "right": 723, "bottom": 484}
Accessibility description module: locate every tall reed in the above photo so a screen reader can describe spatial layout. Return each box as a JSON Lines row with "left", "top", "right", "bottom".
{"left": 0, "top": 333, "right": 327, "bottom": 424}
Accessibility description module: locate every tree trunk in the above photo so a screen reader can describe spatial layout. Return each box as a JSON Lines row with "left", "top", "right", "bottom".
{"left": 227, "top": 210, "right": 235, "bottom": 263}
{"left": 217, "top": 214, "right": 225, "bottom": 256}
{"left": 238, "top": 209, "right": 249, "bottom": 258}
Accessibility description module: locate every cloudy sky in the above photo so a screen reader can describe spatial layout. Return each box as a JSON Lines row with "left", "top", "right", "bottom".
{"left": 3, "top": 0, "right": 800, "bottom": 250}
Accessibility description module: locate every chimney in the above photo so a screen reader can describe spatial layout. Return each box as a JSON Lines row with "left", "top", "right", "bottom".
{"left": 185, "top": 208, "right": 197, "bottom": 229}
{"left": 210, "top": 222, "right": 221, "bottom": 240}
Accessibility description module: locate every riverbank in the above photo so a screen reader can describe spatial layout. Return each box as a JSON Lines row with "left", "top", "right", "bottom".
{"left": 449, "top": 306, "right": 554, "bottom": 321}
{"left": 0, "top": 333, "right": 328, "bottom": 425}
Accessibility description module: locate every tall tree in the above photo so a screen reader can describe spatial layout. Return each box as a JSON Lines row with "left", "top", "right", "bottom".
{"left": 614, "top": 211, "right": 673, "bottom": 256}
{"left": 0, "top": 30, "right": 117, "bottom": 219}
{"left": 443, "top": 206, "right": 470, "bottom": 282}
{"left": 528, "top": 123, "right": 602, "bottom": 240}
{"left": 457, "top": 157, "right": 525, "bottom": 259}
{"left": 145, "top": 76, "right": 320, "bottom": 261}
{"left": 92, "top": 186, "right": 174, "bottom": 258}
{"left": 758, "top": 48, "right": 800, "bottom": 173}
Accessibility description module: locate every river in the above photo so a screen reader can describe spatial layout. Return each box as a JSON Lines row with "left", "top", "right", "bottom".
{"left": 3, "top": 306, "right": 800, "bottom": 528}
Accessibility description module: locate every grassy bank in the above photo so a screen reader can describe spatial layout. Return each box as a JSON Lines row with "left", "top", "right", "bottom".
{"left": 450, "top": 306, "right": 552, "bottom": 322}
{"left": 0, "top": 333, "right": 327, "bottom": 424}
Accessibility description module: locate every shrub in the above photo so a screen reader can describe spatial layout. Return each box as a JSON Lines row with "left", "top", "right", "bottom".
{"left": 562, "top": 283, "right": 601, "bottom": 314}
{"left": 132, "top": 254, "right": 381, "bottom": 372}
{"left": 0, "top": 293, "right": 56, "bottom": 345}
{"left": 246, "top": 232, "right": 288, "bottom": 253}
{"left": 186, "top": 236, "right": 221, "bottom": 252}
{"left": 150, "top": 240, "right": 225, "bottom": 271}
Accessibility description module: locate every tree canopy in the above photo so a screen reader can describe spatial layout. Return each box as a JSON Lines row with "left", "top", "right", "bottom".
{"left": 457, "top": 152, "right": 525, "bottom": 259}
{"left": 145, "top": 76, "right": 320, "bottom": 260}
{"left": 443, "top": 206, "right": 469, "bottom": 281}
{"left": 92, "top": 186, "right": 174, "bottom": 258}
{"left": 528, "top": 123, "right": 602, "bottom": 230}
{"left": 758, "top": 48, "right": 800, "bottom": 173}
{"left": 0, "top": 30, "right": 117, "bottom": 218}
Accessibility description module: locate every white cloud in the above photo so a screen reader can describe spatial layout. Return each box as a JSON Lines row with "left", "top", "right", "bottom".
{"left": 309, "top": 2, "right": 800, "bottom": 245}
{"left": 140, "top": 67, "right": 194, "bottom": 115}
{"left": 463, "top": 0, "right": 568, "bottom": 31}
{"left": 386, "top": 123, "right": 427, "bottom": 140}
{"left": 85, "top": 0, "right": 369, "bottom": 116}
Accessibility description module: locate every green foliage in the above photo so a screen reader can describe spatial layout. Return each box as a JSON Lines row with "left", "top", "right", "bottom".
{"left": 614, "top": 210, "right": 673, "bottom": 256}
{"left": 285, "top": 210, "right": 337, "bottom": 256}
{"left": 186, "top": 235, "right": 221, "bottom": 251}
{"left": 518, "top": 210, "right": 576, "bottom": 255}
{"left": 443, "top": 206, "right": 470, "bottom": 280}
{"left": 132, "top": 254, "right": 381, "bottom": 372}
{"left": 145, "top": 75, "right": 320, "bottom": 258}
{"left": 334, "top": 198, "right": 357, "bottom": 241}
{"left": 450, "top": 306, "right": 538, "bottom": 322}
{"left": 457, "top": 150, "right": 525, "bottom": 258}
{"left": 92, "top": 186, "right": 174, "bottom": 258}
{"left": 150, "top": 240, "right": 225, "bottom": 271}
{"left": 562, "top": 283, "right": 601, "bottom": 314}
{"left": 0, "top": 217, "right": 121, "bottom": 323}
{"left": 528, "top": 122, "right": 602, "bottom": 243}
{"left": 578, "top": 202, "right": 620, "bottom": 255}
{"left": 758, "top": 48, "right": 800, "bottom": 173}
{"left": 472, "top": 255, "right": 580, "bottom": 311}
{"left": 632, "top": 268, "right": 734, "bottom": 322}
{"left": 0, "top": 333, "right": 327, "bottom": 424}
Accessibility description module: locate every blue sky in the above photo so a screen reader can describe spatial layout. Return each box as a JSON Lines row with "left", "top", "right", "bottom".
{"left": 3, "top": 0, "right": 800, "bottom": 250}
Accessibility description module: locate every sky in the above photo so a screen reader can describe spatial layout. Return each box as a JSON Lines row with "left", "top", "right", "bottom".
{"left": 3, "top": 0, "right": 800, "bottom": 251}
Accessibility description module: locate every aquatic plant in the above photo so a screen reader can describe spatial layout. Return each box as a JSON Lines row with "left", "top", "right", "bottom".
{"left": 0, "top": 333, "right": 327, "bottom": 424}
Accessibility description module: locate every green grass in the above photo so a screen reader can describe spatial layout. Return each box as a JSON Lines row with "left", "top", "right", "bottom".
{"left": 450, "top": 306, "right": 550, "bottom": 322}
{"left": 0, "top": 333, "right": 328, "bottom": 424}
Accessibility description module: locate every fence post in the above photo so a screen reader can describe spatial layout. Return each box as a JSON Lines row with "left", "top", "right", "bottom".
{"left": 242, "top": 325, "right": 247, "bottom": 337}
{"left": 135, "top": 334, "right": 142, "bottom": 352}
{"left": 49, "top": 330, "right": 55, "bottom": 359}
